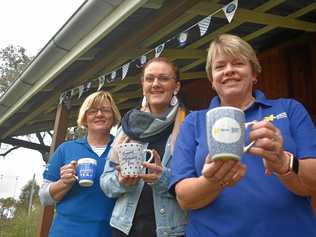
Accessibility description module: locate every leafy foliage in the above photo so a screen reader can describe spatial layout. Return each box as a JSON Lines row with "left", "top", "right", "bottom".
{"left": 0, "top": 179, "right": 41, "bottom": 237}
{"left": 0, "top": 45, "right": 33, "bottom": 96}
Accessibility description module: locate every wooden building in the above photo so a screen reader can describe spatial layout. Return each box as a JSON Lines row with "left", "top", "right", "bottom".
{"left": 0, "top": 1, "right": 315, "bottom": 236}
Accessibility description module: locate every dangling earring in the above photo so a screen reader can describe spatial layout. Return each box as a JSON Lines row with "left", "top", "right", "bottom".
{"left": 170, "top": 91, "right": 178, "bottom": 106}
{"left": 141, "top": 96, "right": 148, "bottom": 108}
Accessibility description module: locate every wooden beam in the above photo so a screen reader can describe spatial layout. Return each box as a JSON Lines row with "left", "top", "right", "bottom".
{"left": 182, "top": 0, "right": 304, "bottom": 74}
{"left": 180, "top": 58, "right": 205, "bottom": 72}
{"left": 37, "top": 102, "right": 69, "bottom": 237}
{"left": 244, "top": 3, "right": 316, "bottom": 41}
{"left": 143, "top": 0, "right": 164, "bottom": 9}
{"left": 0, "top": 137, "right": 50, "bottom": 153}
{"left": 164, "top": 49, "right": 206, "bottom": 59}
{"left": 181, "top": 71, "right": 207, "bottom": 81}
{"left": 188, "top": 1, "right": 316, "bottom": 32}
{"left": 74, "top": 0, "right": 202, "bottom": 83}
{"left": 0, "top": 95, "right": 58, "bottom": 139}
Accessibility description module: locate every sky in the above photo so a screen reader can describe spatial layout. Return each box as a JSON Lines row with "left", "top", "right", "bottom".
{"left": 0, "top": 0, "right": 85, "bottom": 199}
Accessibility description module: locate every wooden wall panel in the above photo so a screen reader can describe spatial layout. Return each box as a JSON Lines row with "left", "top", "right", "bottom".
{"left": 257, "top": 48, "right": 290, "bottom": 99}
{"left": 181, "top": 78, "right": 214, "bottom": 110}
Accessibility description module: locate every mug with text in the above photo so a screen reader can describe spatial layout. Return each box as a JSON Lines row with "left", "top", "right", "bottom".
{"left": 117, "top": 143, "right": 153, "bottom": 176}
{"left": 76, "top": 158, "right": 97, "bottom": 187}
{"left": 206, "top": 106, "right": 256, "bottom": 160}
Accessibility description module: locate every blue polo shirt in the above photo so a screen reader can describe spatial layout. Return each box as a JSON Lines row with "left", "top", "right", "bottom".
{"left": 43, "top": 136, "right": 115, "bottom": 237}
{"left": 169, "top": 90, "right": 316, "bottom": 237}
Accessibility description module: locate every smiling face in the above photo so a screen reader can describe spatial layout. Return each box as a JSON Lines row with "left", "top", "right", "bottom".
{"left": 142, "top": 61, "right": 180, "bottom": 116}
{"left": 210, "top": 51, "right": 256, "bottom": 104}
{"left": 85, "top": 99, "right": 114, "bottom": 134}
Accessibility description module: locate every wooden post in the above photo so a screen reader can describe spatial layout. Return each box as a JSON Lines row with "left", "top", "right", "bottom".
{"left": 37, "top": 102, "right": 69, "bottom": 237}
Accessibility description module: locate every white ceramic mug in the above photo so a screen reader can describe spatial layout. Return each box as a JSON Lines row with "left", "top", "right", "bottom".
{"left": 206, "top": 106, "right": 256, "bottom": 160}
{"left": 117, "top": 143, "right": 153, "bottom": 176}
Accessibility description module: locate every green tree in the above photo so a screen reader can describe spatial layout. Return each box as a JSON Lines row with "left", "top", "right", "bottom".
{"left": 0, "top": 180, "right": 41, "bottom": 237}
{"left": 0, "top": 45, "right": 33, "bottom": 96}
{"left": 17, "top": 179, "right": 40, "bottom": 210}
{"left": 0, "top": 197, "right": 16, "bottom": 219}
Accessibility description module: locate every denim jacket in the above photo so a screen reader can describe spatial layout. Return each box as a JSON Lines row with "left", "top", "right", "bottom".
{"left": 100, "top": 136, "right": 187, "bottom": 237}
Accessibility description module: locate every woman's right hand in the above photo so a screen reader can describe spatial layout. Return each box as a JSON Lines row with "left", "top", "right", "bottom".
{"left": 116, "top": 166, "right": 141, "bottom": 186}
{"left": 202, "top": 154, "right": 247, "bottom": 188}
{"left": 59, "top": 160, "right": 77, "bottom": 186}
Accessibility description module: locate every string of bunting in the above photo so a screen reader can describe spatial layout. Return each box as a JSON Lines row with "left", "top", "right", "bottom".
{"left": 59, "top": 0, "right": 238, "bottom": 104}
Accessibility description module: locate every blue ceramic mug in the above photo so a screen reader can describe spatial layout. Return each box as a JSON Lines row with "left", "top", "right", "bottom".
{"left": 76, "top": 158, "right": 97, "bottom": 187}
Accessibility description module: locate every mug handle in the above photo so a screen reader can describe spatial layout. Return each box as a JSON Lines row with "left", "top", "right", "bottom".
{"left": 243, "top": 120, "right": 258, "bottom": 153}
{"left": 144, "top": 149, "right": 154, "bottom": 163}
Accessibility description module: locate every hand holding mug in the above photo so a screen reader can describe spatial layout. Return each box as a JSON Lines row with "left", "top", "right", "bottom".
{"left": 248, "top": 120, "right": 289, "bottom": 175}
{"left": 59, "top": 160, "right": 77, "bottom": 186}
{"left": 116, "top": 166, "right": 141, "bottom": 186}
{"left": 140, "top": 149, "right": 163, "bottom": 184}
{"left": 202, "top": 155, "right": 247, "bottom": 188}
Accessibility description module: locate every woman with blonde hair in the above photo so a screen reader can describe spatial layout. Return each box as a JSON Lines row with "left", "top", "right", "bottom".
{"left": 169, "top": 34, "right": 316, "bottom": 237}
{"left": 39, "top": 91, "right": 121, "bottom": 237}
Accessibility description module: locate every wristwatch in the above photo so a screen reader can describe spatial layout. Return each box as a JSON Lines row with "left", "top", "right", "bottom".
{"left": 281, "top": 151, "right": 299, "bottom": 175}
{"left": 288, "top": 152, "right": 299, "bottom": 174}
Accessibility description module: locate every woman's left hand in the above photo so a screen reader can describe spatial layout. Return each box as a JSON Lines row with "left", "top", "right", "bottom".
{"left": 248, "top": 120, "right": 289, "bottom": 175}
{"left": 139, "top": 150, "right": 163, "bottom": 184}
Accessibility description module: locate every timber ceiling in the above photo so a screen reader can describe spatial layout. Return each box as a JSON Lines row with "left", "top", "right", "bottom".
{"left": 1, "top": 0, "right": 316, "bottom": 142}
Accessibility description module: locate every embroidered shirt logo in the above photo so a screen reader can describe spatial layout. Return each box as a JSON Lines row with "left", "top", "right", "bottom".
{"left": 264, "top": 112, "right": 287, "bottom": 122}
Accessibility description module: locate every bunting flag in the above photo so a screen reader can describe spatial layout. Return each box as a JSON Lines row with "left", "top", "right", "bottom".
{"left": 59, "top": 91, "right": 71, "bottom": 105}
{"left": 85, "top": 82, "right": 92, "bottom": 92}
{"left": 97, "top": 75, "right": 105, "bottom": 91}
{"left": 78, "top": 85, "right": 84, "bottom": 98}
{"left": 58, "top": 0, "right": 238, "bottom": 102}
{"left": 223, "top": 0, "right": 238, "bottom": 23}
{"left": 178, "top": 32, "right": 188, "bottom": 47}
{"left": 121, "top": 63, "right": 130, "bottom": 80}
{"left": 59, "top": 92, "right": 66, "bottom": 104}
{"left": 198, "top": 15, "right": 212, "bottom": 36}
{"left": 111, "top": 71, "right": 117, "bottom": 81}
{"left": 70, "top": 88, "right": 76, "bottom": 97}
{"left": 106, "top": 74, "right": 113, "bottom": 83}
{"left": 136, "top": 55, "right": 147, "bottom": 68}
{"left": 155, "top": 43, "right": 165, "bottom": 58}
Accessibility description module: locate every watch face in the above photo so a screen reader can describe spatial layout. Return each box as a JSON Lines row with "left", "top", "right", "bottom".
{"left": 292, "top": 157, "right": 299, "bottom": 174}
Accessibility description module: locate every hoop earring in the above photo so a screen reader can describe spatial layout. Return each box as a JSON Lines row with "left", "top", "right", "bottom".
{"left": 170, "top": 91, "right": 178, "bottom": 106}
{"left": 141, "top": 96, "right": 148, "bottom": 108}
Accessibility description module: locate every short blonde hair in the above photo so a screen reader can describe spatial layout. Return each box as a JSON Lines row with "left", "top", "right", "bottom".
{"left": 206, "top": 34, "right": 262, "bottom": 80}
{"left": 77, "top": 91, "right": 121, "bottom": 128}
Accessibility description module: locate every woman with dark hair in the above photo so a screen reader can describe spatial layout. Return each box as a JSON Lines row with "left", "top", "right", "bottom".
{"left": 100, "top": 57, "right": 187, "bottom": 237}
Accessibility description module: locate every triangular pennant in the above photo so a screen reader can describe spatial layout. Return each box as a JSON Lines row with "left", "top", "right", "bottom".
{"left": 106, "top": 74, "right": 114, "bottom": 83}
{"left": 78, "top": 85, "right": 84, "bottom": 99}
{"left": 136, "top": 55, "right": 147, "bottom": 68}
{"left": 111, "top": 71, "right": 117, "bottom": 81}
{"left": 155, "top": 43, "right": 165, "bottom": 57}
{"left": 178, "top": 32, "right": 188, "bottom": 47}
{"left": 70, "top": 88, "right": 76, "bottom": 98}
{"left": 59, "top": 92, "right": 66, "bottom": 104}
{"left": 97, "top": 75, "right": 105, "bottom": 91}
{"left": 121, "top": 63, "right": 130, "bottom": 80}
{"left": 83, "top": 82, "right": 92, "bottom": 94}
{"left": 223, "top": 0, "right": 238, "bottom": 23}
{"left": 198, "top": 15, "right": 212, "bottom": 36}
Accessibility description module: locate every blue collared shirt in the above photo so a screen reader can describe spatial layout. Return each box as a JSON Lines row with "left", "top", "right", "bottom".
{"left": 43, "top": 136, "right": 115, "bottom": 235}
{"left": 169, "top": 90, "right": 316, "bottom": 237}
